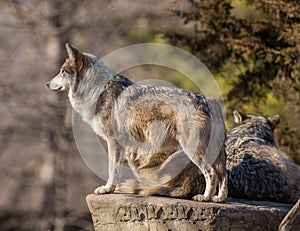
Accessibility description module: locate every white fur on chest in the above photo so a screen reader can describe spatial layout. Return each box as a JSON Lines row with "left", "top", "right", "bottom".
{"left": 69, "top": 90, "right": 107, "bottom": 139}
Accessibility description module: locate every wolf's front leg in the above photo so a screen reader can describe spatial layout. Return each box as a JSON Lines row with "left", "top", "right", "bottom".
{"left": 94, "top": 138, "right": 122, "bottom": 195}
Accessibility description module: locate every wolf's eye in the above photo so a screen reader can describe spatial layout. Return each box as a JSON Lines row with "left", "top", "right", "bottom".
{"left": 64, "top": 68, "right": 74, "bottom": 75}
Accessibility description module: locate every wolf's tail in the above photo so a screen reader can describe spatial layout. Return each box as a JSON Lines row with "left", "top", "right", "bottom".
{"left": 116, "top": 179, "right": 171, "bottom": 196}
{"left": 116, "top": 151, "right": 189, "bottom": 196}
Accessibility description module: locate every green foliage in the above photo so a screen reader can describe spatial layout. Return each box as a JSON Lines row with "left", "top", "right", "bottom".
{"left": 166, "top": 0, "right": 300, "bottom": 163}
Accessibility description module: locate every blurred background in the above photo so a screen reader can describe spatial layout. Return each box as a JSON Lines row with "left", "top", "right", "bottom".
{"left": 0, "top": 0, "right": 299, "bottom": 230}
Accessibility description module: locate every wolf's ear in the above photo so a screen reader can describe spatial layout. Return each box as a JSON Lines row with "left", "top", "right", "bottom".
{"left": 267, "top": 114, "right": 280, "bottom": 130}
{"left": 65, "top": 43, "right": 84, "bottom": 72}
{"left": 233, "top": 110, "right": 247, "bottom": 124}
{"left": 65, "top": 43, "right": 83, "bottom": 62}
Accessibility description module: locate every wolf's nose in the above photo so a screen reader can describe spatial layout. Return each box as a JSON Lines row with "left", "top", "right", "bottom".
{"left": 46, "top": 82, "right": 50, "bottom": 88}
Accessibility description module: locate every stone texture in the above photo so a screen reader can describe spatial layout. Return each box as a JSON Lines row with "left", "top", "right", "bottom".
{"left": 86, "top": 193, "right": 300, "bottom": 231}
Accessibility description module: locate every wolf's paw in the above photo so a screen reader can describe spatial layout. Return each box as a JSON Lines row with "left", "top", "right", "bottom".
{"left": 192, "top": 194, "right": 210, "bottom": 202}
{"left": 211, "top": 195, "right": 226, "bottom": 203}
{"left": 93, "top": 185, "right": 115, "bottom": 195}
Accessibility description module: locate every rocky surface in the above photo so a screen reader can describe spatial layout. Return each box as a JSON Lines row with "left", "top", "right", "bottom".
{"left": 86, "top": 193, "right": 300, "bottom": 231}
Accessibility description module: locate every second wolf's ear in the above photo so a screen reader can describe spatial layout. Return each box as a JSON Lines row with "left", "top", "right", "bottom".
{"left": 267, "top": 114, "right": 280, "bottom": 130}
{"left": 233, "top": 110, "right": 247, "bottom": 124}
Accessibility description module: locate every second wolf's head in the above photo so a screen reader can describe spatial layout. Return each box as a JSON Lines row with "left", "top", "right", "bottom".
{"left": 228, "top": 110, "right": 280, "bottom": 147}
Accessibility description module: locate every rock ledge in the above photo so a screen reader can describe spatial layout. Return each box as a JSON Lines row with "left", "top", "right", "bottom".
{"left": 86, "top": 193, "right": 299, "bottom": 231}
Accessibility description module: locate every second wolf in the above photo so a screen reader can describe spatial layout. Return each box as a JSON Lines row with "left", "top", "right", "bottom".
{"left": 47, "top": 44, "right": 227, "bottom": 202}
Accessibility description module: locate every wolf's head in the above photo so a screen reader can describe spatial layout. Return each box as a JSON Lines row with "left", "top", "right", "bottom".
{"left": 46, "top": 43, "right": 85, "bottom": 92}
{"left": 47, "top": 43, "right": 110, "bottom": 96}
{"left": 229, "top": 110, "right": 280, "bottom": 146}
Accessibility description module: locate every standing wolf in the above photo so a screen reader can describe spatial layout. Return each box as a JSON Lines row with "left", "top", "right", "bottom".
{"left": 47, "top": 44, "right": 227, "bottom": 202}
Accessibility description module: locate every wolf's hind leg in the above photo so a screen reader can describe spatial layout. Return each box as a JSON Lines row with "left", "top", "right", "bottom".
{"left": 211, "top": 174, "right": 227, "bottom": 203}
{"left": 181, "top": 142, "right": 218, "bottom": 202}
{"left": 192, "top": 167, "right": 217, "bottom": 202}
{"left": 211, "top": 145, "right": 227, "bottom": 203}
